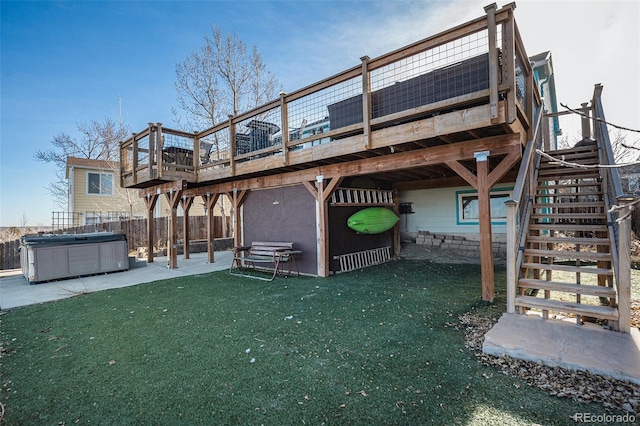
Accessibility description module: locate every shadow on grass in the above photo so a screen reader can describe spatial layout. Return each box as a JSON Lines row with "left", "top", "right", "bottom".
{"left": 0, "top": 260, "right": 609, "bottom": 425}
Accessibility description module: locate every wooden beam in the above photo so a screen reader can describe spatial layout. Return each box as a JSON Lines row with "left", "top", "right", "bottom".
{"left": 487, "top": 150, "right": 521, "bottom": 187}
{"left": 143, "top": 194, "right": 159, "bottom": 264}
{"left": 445, "top": 160, "right": 478, "bottom": 189}
{"left": 322, "top": 176, "right": 344, "bottom": 202}
{"left": 392, "top": 171, "right": 518, "bottom": 191}
{"left": 203, "top": 192, "right": 220, "bottom": 263}
{"left": 180, "top": 196, "right": 195, "bottom": 259}
{"left": 139, "top": 180, "right": 187, "bottom": 199}
{"left": 187, "top": 134, "right": 519, "bottom": 196}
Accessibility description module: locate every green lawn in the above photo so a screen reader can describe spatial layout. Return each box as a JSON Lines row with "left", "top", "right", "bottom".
{"left": 0, "top": 261, "right": 627, "bottom": 425}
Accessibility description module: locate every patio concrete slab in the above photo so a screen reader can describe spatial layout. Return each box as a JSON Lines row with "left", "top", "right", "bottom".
{"left": 0, "top": 251, "right": 233, "bottom": 311}
{"left": 483, "top": 313, "right": 640, "bottom": 385}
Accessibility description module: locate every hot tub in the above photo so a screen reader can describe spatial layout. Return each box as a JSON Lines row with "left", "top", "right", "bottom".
{"left": 20, "top": 232, "right": 129, "bottom": 283}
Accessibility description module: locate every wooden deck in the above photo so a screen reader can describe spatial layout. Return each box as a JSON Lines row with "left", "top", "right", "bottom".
{"left": 120, "top": 3, "right": 536, "bottom": 195}
{"left": 120, "top": 3, "right": 542, "bottom": 300}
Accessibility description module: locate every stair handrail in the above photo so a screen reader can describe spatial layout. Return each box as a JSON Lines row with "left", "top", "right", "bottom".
{"left": 592, "top": 83, "right": 632, "bottom": 331}
{"left": 505, "top": 109, "right": 544, "bottom": 313}
{"left": 592, "top": 84, "right": 623, "bottom": 276}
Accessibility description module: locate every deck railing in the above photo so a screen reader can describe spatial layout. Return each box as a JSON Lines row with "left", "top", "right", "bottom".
{"left": 121, "top": 3, "right": 534, "bottom": 188}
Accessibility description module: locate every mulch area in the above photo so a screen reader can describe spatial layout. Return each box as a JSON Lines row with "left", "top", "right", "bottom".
{"left": 458, "top": 313, "right": 639, "bottom": 414}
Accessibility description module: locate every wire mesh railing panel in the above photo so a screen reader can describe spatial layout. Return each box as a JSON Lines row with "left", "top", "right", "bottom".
{"left": 136, "top": 135, "right": 150, "bottom": 167}
{"left": 369, "top": 29, "right": 492, "bottom": 121}
{"left": 286, "top": 77, "right": 362, "bottom": 149}
{"left": 514, "top": 54, "right": 526, "bottom": 109}
{"left": 234, "top": 106, "right": 282, "bottom": 161}
{"left": 200, "top": 128, "right": 231, "bottom": 168}
{"left": 162, "top": 132, "right": 196, "bottom": 169}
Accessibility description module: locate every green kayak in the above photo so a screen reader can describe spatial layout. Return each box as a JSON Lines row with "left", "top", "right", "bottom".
{"left": 347, "top": 207, "right": 400, "bottom": 234}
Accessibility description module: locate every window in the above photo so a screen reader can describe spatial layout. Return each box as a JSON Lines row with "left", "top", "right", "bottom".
{"left": 457, "top": 189, "right": 512, "bottom": 224}
{"left": 87, "top": 172, "right": 113, "bottom": 195}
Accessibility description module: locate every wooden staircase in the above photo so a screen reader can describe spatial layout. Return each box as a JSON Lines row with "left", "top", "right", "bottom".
{"left": 514, "top": 144, "right": 620, "bottom": 327}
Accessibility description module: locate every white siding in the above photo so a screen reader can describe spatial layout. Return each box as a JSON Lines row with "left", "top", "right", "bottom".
{"left": 398, "top": 184, "right": 514, "bottom": 242}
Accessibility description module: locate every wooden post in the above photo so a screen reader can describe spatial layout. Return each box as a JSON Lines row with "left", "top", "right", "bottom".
{"left": 280, "top": 92, "right": 289, "bottom": 165}
{"left": 231, "top": 188, "right": 248, "bottom": 249}
{"left": 617, "top": 198, "right": 633, "bottom": 333}
{"left": 180, "top": 196, "right": 194, "bottom": 259}
{"left": 144, "top": 194, "right": 159, "bottom": 263}
{"left": 315, "top": 176, "right": 329, "bottom": 277}
{"left": 165, "top": 188, "right": 183, "bottom": 269}
{"left": 203, "top": 193, "right": 220, "bottom": 263}
{"left": 503, "top": 5, "right": 516, "bottom": 124}
{"left": 505, "top": 199, "right": 517, "bottom": 313}
{"left": 475, "top": 150, "right": 495, "bottom": 302}
{"left": 392, "top": 189, "right": 401, "bottom": 258}
{"left": 580, "top": 102, "right": 591, "bottom": 139}
{"left": 228, "top": 115, "right": 236, "bottom": 176}
{"left": 484, "top": 3, "right": 499, "bottom": 124}
{"left": 148, "top": 123, "right": 156, "bottom": 179}
{"left": 361, "top": 56, "right": 372, "bottom": 149}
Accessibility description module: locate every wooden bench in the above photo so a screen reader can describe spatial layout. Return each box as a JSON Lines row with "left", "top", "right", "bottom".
{"left": 230, "top": 241, "right": 301, "bottom": 281}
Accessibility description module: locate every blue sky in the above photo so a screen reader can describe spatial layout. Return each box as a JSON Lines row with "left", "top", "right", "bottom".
{"left": 1, "top": 0, "right": 638, "bottom": 227}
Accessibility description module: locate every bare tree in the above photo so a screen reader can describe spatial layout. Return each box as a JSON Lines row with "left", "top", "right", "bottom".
{"left": 173, "top": 26, "right": 281, "bottom": 236}
{"left": 36, "top": 116, "right": 131, "bottom": 210}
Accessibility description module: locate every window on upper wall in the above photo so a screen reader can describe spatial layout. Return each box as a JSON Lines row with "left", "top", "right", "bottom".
{"left": 456, "top": 189, "right": 512, "bottom": 225}
{"left": 87, "top": 172, "right": 114, "bottom": 195}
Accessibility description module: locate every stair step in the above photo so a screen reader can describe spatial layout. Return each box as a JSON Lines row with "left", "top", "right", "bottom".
{"left": 536, "top": 182, "right": 601, "bottom": 191}
{"left": 537, "top": 172, "right": 601, "bottom": 181}
{"left": 534, "top": 192, "right": 603, "bottom": 200}
{"left": 542, "top": 150, "right": 599, "bottom": 161}
{"left": 531, "top": 213, "right": 607, "bottom": 220}
{"left": 525, "top": 235, "right": 610, "bottom": 245}
{"left": 528, "top": 223, "right": 608, "bottom": 232}
{"left": 532, "top": 202, "right": 604, "bottom": 209}
{"left": 539, "top": 159, "right": 599, "bottom": 169}
{"left": 521, "top": 262, "right": 614, "bottom": 275}
{"left": 546, "top": 146, "right": 598, "bottom": 156}
{"left": 514, "top": 295, "right": 619, "bottom": 320}
{"left": 518, "top": 278, "right": 617, "bottom": 298}
{"left": 523, "top": 248, "right": 612, "bottom": 262}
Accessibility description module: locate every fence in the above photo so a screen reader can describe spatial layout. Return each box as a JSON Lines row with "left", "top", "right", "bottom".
{"left": 0, "top": 216, "right": 230, "bottom": 271}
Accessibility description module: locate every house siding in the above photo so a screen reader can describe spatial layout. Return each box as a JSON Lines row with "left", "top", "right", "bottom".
{"left": 398, "top": 184, "right": 513, "bottom": 243}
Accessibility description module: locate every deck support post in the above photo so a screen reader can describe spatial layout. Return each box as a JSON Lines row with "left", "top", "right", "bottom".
{"left": 304, "top": 176, "right": 343, "bottom": 277}
{"left": 144, "top": 193, "right": 159, "bottom": 263}
{"left": 475, "top": 151, "right": 495, "bottom": 302}
{"left": 231, "top": 188, "right": 248, "bottom": 249}
{"left": 505, "top": 199, "right": 517, "bottom": 313}
{"left": 180, "top": 196, "right": 195, "bottom": 259}
{"left": 165, "top": 188, "right": 183, "bottom": 269}
{"left": 203, "top": 192, "right": 220, "bottom": 263}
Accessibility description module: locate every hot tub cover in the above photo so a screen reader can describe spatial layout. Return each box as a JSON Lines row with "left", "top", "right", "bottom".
{"left": 21, "top": 232, "right": 126, "bottom": 247}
